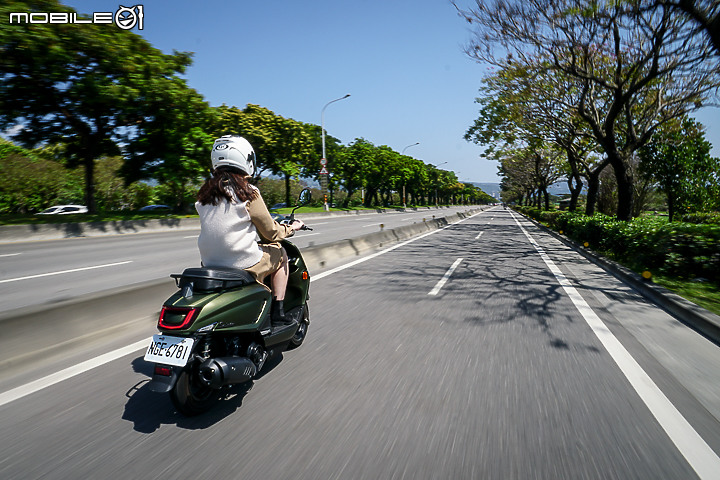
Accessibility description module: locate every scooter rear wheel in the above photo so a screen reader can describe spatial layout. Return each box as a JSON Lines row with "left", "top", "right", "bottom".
{"left": 170, "top": 369, "right": 220, "bottom": 416}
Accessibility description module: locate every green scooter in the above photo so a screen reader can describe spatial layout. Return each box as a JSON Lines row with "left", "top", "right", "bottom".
{"left": 144, "top": 189, "right": 312, "bottom": 415}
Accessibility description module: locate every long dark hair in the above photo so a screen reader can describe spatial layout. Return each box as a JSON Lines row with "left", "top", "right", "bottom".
{"left": 197, "top": 167, "right": 258, "bottom": 206}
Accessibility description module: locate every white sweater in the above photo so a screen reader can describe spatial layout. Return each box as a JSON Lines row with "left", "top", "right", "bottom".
{"left": 195, "top": 188, "right": 293, "bottom": 270}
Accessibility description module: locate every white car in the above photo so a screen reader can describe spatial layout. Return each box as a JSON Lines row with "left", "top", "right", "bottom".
{"left": 38, "top": 205, "right": 89, "bottom": 215}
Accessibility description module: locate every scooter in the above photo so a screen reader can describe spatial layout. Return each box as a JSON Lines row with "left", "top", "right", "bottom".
{"left": 143, "top": 188, "right": 313, "bottom": 415}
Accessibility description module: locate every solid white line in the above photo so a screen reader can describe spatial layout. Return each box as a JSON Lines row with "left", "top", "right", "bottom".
{"left": 475, "top": 231, "right": 484, "bottom": 240}
{"left": 0, "top": 338, "right": 150, "bottom": 408}
{"left": 362, "top": 223, "right": 381, "bottom": 228}
{"left": 0, "top": 261, "right": 133, "bottom": 284}
{"left": 0, "top": 253, "right": 22, "bottom": 257}
{"left": 428, "top": 258, "right": 463, "bottom": 296}
{"left": 311, "top": 211, "right": 483, "bottom": 282}
{"left": 509, "top": 211, "right": 720, "bottom": 480}
{"left": 184, "top": 235, "right": 199, "bottom": 239}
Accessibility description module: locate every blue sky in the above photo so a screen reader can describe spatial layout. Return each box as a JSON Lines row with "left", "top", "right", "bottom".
{"left": 59, "top": 0, "right": 719, "bottom": 184}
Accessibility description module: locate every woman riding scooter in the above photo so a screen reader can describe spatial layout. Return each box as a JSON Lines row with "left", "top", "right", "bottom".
{"left": 195, "top": 135, "right": 305, "bottom": 327}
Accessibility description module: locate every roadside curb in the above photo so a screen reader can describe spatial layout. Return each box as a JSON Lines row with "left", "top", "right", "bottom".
{"left": 517, "top": 212, "right": 720, "bottom": 343}
{"left": 0, "top": 217, "right": 201, "bottom": 243}
{"left": 296, "top": 205, "right": 458, "bottom": 221}
{"left": 300, "top": 208, "right": 484, "bottom": 271}
{"left": 0, "top": 205, "right": 468, "bottom": 244}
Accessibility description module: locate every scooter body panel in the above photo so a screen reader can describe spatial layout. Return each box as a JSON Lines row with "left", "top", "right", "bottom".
{"left": 160, "top": 283, "right": 272, "bottom": 335}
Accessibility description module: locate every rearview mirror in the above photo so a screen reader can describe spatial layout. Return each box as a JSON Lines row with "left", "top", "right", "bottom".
{"left": 297, "top": 188, "right": 311, "bottom": 206}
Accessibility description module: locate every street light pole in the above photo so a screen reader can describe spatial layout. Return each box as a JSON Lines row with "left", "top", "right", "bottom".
{"left": 400, "top": 142, "right": 419, "bottom": 208}
{"left": 321, "top": 94, "right": 350, "bottom": 211}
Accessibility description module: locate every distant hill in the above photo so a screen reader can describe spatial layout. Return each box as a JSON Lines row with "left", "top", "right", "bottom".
{"left": 472, "top": 183, "right": 501, "bottom": 199}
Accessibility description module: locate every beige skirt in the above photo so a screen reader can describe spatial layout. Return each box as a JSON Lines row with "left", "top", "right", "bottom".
{"left": 244, "top": 243, "right": 285, "bottom": 284}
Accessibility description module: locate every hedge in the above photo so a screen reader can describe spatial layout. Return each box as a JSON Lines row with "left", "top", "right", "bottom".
{"left": 516, "top": 207, "right": 720, "bottom": 283}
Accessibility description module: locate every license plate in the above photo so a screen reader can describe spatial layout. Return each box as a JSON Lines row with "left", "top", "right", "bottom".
{"left": 144, "top": 335, "right": 195, "bottom": 367}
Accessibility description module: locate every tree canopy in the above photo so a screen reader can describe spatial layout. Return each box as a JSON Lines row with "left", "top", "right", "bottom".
{"left": 0, "top": 0, "right": 203, "bottom": 212}
{"left": 457, "top": 0, "right": 720, "bottom": 219}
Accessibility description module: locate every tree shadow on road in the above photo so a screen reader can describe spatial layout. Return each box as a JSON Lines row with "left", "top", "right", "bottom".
{"left": 336, "top": 221, "right": 607, "bottom": 353}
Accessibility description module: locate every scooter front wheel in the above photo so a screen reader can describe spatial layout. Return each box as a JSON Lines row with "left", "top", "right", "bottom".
{"left": 170, "top": 369, "right": 220, "bottom": 416}
{"left": 287, "top": 304, "right": 309, "bottom": 350}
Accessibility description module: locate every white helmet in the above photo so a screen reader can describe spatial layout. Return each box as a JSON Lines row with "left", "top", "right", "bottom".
{"left": 211, "top": 135, "right": 256, "bottom": 176}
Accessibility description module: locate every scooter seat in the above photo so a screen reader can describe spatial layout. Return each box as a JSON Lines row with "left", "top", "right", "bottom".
{"left": 173, "top": 267, "right": 256, "bottom": 292}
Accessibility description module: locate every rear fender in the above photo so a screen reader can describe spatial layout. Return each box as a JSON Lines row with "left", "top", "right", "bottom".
{"left": 147, "top": 365, "right": 181, "bottom": 393}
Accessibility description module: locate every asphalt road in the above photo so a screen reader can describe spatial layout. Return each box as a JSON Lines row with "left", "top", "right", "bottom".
{"left": 1, "top": 207, "right": 719, "bottom": 479}
{"left": 0, "top": 206, "right": 479, "bottom": 314}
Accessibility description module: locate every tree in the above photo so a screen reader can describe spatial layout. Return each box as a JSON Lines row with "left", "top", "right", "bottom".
{"left": 0, "top": 139, "right": 83, "bottom": 213}
{"left": 457, "top": 0, "right": 720, "bottom": 220}
{"left": 215, "top": 105, "right": 315, "bottom": 206}
{"left": 646, "top": 1, "right": 720, "bottom": 54}
{"left": 0, "top": 0, "right": 196, "bottom": 213}
{"left": 640, "top": 117, "right": 720, "bottom": 220}
{"left": 123, "top": 87, "right": 215, "bottom": 212}
{"left": 465, "top": 62, "right": 567, "bottom": 210}
{"left": 335, "top": 139, "right": 374, "bottom": 206}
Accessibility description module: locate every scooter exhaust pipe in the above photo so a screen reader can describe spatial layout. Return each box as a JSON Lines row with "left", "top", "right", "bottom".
{"left": 198, "top": 357, "right": 257, "bottom": 388}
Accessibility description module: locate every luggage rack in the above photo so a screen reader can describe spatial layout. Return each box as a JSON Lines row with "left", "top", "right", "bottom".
{"left": 171, "top": 267, "right": 256, "bottom": 295}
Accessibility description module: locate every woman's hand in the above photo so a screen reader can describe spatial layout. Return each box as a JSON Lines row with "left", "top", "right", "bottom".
{"left": 291, "top": 219, "right": 305, "bottom": 231}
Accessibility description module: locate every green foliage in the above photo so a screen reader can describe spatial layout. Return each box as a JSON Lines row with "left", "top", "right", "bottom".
{"left": 681, "top": 212, "right": 720, "bottom": 225}
{"left": 518, "top": 207, "right": 720, "bottom": 283}
{"left": 1, "top": 2, "right": 472, "bottom": 213}
{"left": 214, "top": 104, "right": 316, "bottom": 205}
{"left": 0, "top": 139, "right": 83, "bottom": 213}
{"left": 1, "top": 0, "right": 199, "bottom": 212}
{"left": 0, "top": 139, "right": 170, "bottom": 213}
{"left": 639, "top": 118, "right": 720, "bottom": 221}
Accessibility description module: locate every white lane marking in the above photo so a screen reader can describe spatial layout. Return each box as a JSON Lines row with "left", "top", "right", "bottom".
{"left": 184, "top": 235, "right": 199, "bottom": 239}
{"left": 0, "top": 339, "right": 149, "bottom": 408}
{"left": 310, "top": 222, "right": 329, "bottom": 226}
{"left": 428, "top": 258, "right": 463, "bottom": 296}
{"left": 0, "top": 211, "right": 485, "bottom": 407}
{"left": 509, "top": 211, "right": 720, "bottom": 480}
{"left": 0, "top": 261, "right": 133, "bottom": 284}
{"left": 299, "top": 232, "right": 320, "bottom": 237}
{"left": 475, "top": 232, "right": 484, "bottom": 240}
{"left": 362, "top": 223, "right": 381, "bottom": 228}
{"left": 0, "top": 253, "right": 22, "bottom": 258}
{"left": 311, "top": 211, "right": 483, "bottom": 282}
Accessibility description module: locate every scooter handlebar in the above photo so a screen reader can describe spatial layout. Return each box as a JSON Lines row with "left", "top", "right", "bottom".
{"left": 279, "top": 217, "right": 312, "bottom": 231}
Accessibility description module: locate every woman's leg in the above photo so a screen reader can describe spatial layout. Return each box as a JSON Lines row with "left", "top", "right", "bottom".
{"left": 270, "top": 247, "right": 289, "bottom": 301}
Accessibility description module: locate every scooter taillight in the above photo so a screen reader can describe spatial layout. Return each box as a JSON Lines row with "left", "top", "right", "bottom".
{"left": 158, "top": 307, "right": 198, "bottom": 330}
{"left": 154, "top": 366, "right": 172, "bottom": 376}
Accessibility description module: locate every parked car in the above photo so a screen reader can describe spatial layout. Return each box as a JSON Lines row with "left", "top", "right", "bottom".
{"left": 139, "top": 204, "right": 171, "bottom": 212}
{"left": 38, "top": 205, "right": 88, "bottom": 215}
{"left": 270, "top": 202, "right": 287, "bottom": 211}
